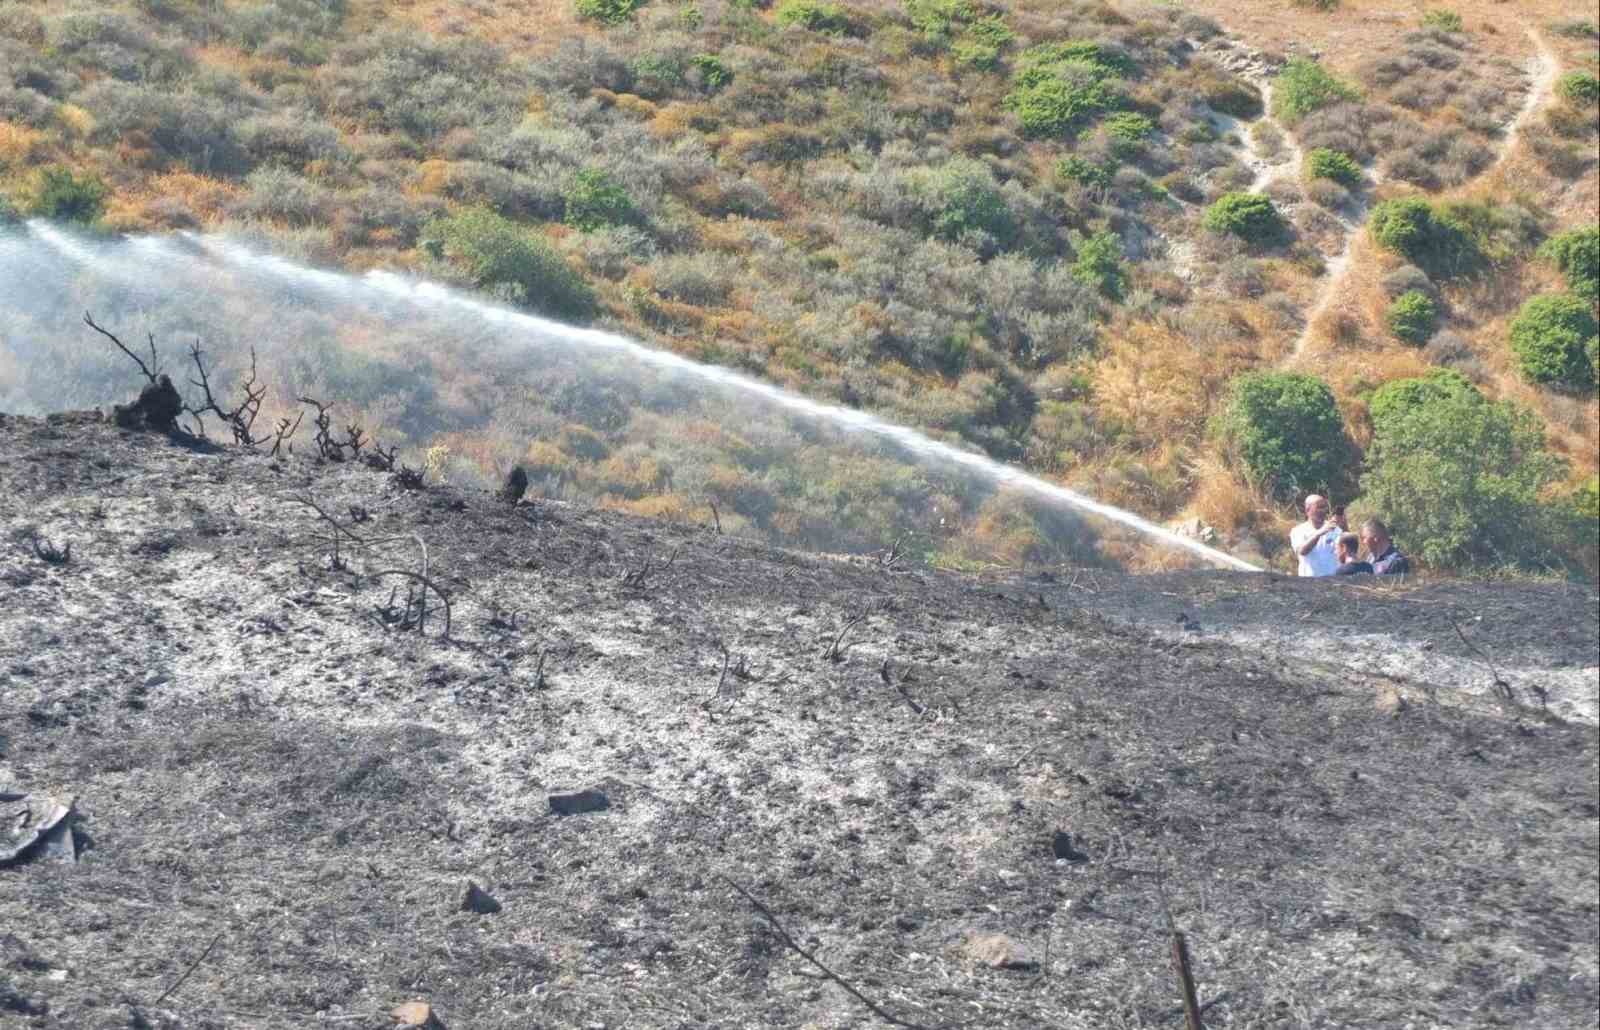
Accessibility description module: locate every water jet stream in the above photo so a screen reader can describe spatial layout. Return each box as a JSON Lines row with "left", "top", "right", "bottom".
{"left": 20, "top": 221, "right": 1261, "bottom": 572}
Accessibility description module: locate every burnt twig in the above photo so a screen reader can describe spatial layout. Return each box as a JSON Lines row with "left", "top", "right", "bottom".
{"left": 187, "top": 343, "right": 266, "bottom": 446}
{"left": 621, "top": 545, "right": 682, "bottom": 590}
{"left": 152, "top": 928, "right": 225, "bottom": 1008}
{"left": 709, "top": 642, "right": 732, "bottom": 704}
{"left": 1158, "top": 870, "right": 1205, "bottom": 1030}
{"left": 1448, "top": 614, "right": 1513, "bottom": 702}
{"left": 708, "top": 500, "right": 723, "bottom": 535}
{"left": 722, "top": 876, "right": 943, "bottom": 1030}
{"left": 84, "top": 312, "right": 159, "bottom": 384}
{"left": 824, "top": 613, "right": 864, "bottom": 663}
{"left": 370, "top": 568, "right": 451, "bottom": 638}
{"left": 269, "top": 409, "right": 304, "bottom": 457}
{"left": 366, "top": 443, "right": 398, "bottom": 472}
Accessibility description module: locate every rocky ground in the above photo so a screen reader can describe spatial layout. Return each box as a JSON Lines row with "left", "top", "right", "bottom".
{"left": 1, "top": 410, "right": 1597, "bottom": 1030}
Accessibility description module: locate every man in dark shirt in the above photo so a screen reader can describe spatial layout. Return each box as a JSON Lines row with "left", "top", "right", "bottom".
{"left": 1333, "top": 532, "right": 1374, "bottom": 576}
{"left": 1360, "top": 518, "right": 1411, "bottom": 576}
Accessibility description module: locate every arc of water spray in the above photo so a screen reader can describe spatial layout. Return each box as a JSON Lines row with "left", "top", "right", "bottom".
{"left": 26, "top": 220, "right": 1261, "bottom": 572}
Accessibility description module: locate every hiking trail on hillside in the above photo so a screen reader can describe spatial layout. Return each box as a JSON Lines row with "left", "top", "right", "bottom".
{"left": 1283, "top": 26, "right": 1558, "bottom": 367}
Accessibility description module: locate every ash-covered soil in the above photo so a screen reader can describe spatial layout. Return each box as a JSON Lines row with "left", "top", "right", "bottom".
{"left": 2, "top": 411, "right": 1597, "bottom": 1030}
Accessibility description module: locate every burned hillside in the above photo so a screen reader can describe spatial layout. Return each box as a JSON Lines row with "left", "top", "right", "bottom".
{"left": 1, "top": 409, "right": 1597, "bottom": 1029}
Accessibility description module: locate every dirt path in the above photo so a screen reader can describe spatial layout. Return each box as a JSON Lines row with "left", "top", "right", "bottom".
{"left": 1493, "top": 27, "right": 1560, "bottom": 173}
{"left": 1282, "top": 26, "right": 1556, "bottom": 368}
{"left": 1167, "top": 37, "right": 1297, "bottom": 281}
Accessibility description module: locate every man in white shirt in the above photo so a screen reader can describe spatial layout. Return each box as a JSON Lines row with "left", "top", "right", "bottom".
{"left": 1289, "top": 493, "right": 1341, "bottom": 577}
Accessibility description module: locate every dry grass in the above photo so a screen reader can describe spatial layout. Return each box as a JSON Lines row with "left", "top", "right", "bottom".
{"left": 0, "top": 121, "right": 45, "bottom": 166}
{"left": 377, "top": 0, "right": 581, "bottom": 54}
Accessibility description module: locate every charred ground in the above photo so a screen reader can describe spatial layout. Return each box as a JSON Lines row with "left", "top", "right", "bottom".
{"left": 1, "top": 411, "right": 1597, "bottom": 1029}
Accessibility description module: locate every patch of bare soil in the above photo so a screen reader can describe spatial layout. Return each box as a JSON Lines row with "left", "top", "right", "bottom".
{"left": 2, "top": 411, "right": 1597, "bottom": 1029}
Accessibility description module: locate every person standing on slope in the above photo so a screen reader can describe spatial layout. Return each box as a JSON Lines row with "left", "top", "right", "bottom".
{"left": 1290, "top": 493, "right": 1341, "bottom": 577}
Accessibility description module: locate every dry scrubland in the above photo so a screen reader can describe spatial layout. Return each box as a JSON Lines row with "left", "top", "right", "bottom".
{"left": 1, "top": 411, "right": 1598, "bottom": 1029}
{"left": 0, "top": 0, "right": 1597, "bottom": 576}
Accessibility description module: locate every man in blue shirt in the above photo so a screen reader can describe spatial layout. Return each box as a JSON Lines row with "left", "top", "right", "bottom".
{"left": 1360, "top": 518, "right": 1411, "bottom": 576}
{"left": 1333, "top": 532, "right": 1374, "bottom": 576}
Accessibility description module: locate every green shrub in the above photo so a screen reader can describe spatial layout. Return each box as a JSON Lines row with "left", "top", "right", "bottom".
{"left": 1056, "top": 155, "right": 1113, "bottom": 189}
{"left": 420, "top": 207, "right": 596, "bottom": 321}
{"left": 1202, "top": 191, "right": 1284, "bottom": 244}
{"left": 1214, "top": 371, "right": 1350, "bottom": 501}
{"left": 966, "top": 14, "right": 1012, "bottom": 47}
{"left": 1368, "top": 368, "right": 1478, "bottom": 436}
{"left": 0, "top": 192, "right": 19, "bottom": 227}
{"left": 689, "top": 53, "right": 732, "bottom": 90}
{"left": 1577, "top": 476, "right": 1600, "bottom": 522}
{"left": 28, "top": 166, "right": 108, "bottom": 224}
{"left": 1362, "top": 376, "right": 1569, "bottom": 569}
{"left": 1368, "top": 197, "right": 1479, "bottom": 278}
{"left": 1421, "top": 9, "right": 1463, "bottom": 31}
{"left": 1539, "top": 226, "right": 1600, "bottom": 304}
{"left": 1556, "top": 72, "right": 1600, "bottom": 106}
{"left": 903, "top": 0, "right": 970, "bottom": 40}
{"left": 1004, "top": 41, "right": 1131, "bottom": 138}
{"left": 563, "top": 168, "right": 638, "bottom": 232}
{"left": 1273, "top": 58, "right": 1359, "bottom": 124}
{"left": 1306, "top": 147, "right": 1361, "bottom": 187}
{"left": 1006, "top": 75, "right": 1120, "bottom": 137}
{"left": 630, "top": 52, "right": 686, "bottom": 95}
{"left": 575, "top": 0, "right": 644, "bottom": 24}
{"left": 952, "top": 40, "right": 1000, "bottom": 70}
{"left": 913, "top": 158, "right": 1015, "bottom": 248}
{"left": 1070, "top": 230, "right": 1126, "bottom": 300}
{"left": 775, "top": 0, "right": 851, "bottom": 34}
{"left": 1386, "top": 290, "right": 1438, "bottom": 344}
{"left": 1291, "top": 0, "right": 1339, "bottom": 9}
{"left": 1102, "top": 112, "right": 1153, "bottom": 156}
{"left": 1016, "top": 40, "right": 1136, "bottom": 79}
{"left": 1508, "top": 293, "right": 1598, "bottom": 388}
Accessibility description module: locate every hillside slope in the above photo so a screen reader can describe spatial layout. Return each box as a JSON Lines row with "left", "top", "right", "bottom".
{"left": 2, "top": 411, "right": 1597, "bottom": 1028}
{"left": 1, "top": 0, "right": 1596, "bottom": 576}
